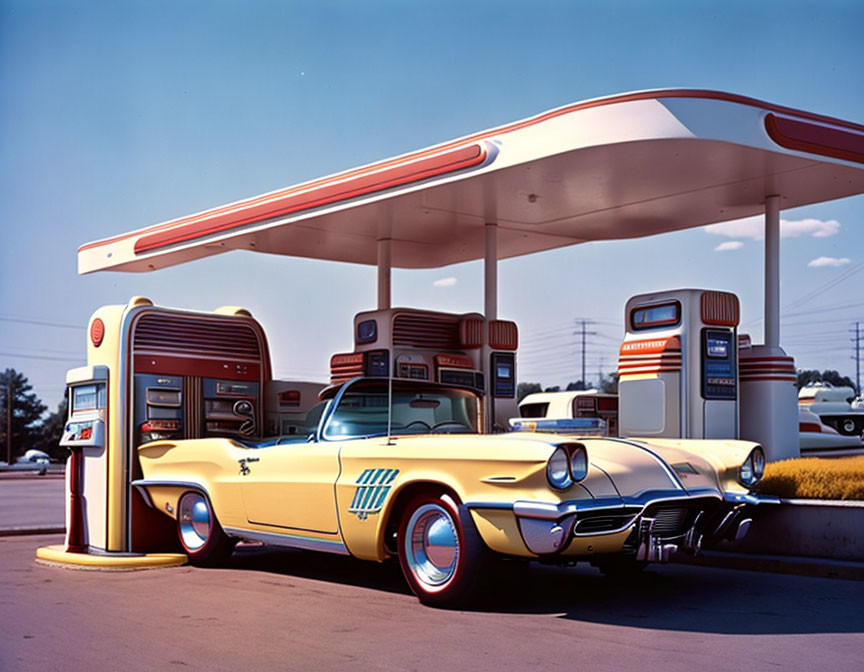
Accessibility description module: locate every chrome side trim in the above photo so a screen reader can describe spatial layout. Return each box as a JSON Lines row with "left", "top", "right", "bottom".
{"left": 481, "top": 476, "right": 517, "bottom": 483}
{"left": 464, "top": 501, "right": 514, "bottom": 511}
{"left": 723, "top": 492, "right": 781, "bottom": 505}
{"left": 224, "top": 527, "right": 350, "bottom": 555}
{"left": 686, "top": 487, "right": 726, "bottom": 499}
{"left": 130, "top": 479, "right": 208, "bottom": 510}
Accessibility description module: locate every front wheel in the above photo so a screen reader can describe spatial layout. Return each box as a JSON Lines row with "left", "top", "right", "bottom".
{"left": 397, "top": 493, "right": 489, "bottom": 607}
{"left": 177, "top": 491, "right": 236, "bottom": 567}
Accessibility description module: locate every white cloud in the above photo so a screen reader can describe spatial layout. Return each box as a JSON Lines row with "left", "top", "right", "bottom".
{"left": 714, "top": 241, "right": 744, "bottom": 252}
{"left": 705, "top": 216, "right": 840, "bottom": 240}
{"left": 783, "top": 218, "right": 841, "bottom": 238}
{"left": 808, "top": 256, "right": 851, "bottom": 268}
{"left": 704, "top": 216, "right": 763, "bottom": 239}
{"left": 433, "top": 277, "right": 458, "bottom": 288}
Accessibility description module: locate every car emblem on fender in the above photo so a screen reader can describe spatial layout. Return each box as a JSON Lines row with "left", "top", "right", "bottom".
{"left": 349, "top": 468, "right": 399, "bottom": 520}
{"left": 672, "top": 462, "right": 699, "bottom": 477}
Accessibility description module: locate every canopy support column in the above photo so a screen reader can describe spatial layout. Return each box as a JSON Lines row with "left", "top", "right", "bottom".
{"left": 377, "top": 238, "right": 391, "bottom": 310}
{"left": 483, "top": 222, "right": 498, "bottom": 433}
{"left": 742, "top": 194, "right": 798, "bottom": 461}
{"left": 764, "top": 195, "right": 780, "bottom": 347}
{"left": 484, "top": 223, "right": 498, "bottom": 321}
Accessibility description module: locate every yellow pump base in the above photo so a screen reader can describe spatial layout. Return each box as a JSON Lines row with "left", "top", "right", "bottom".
{"left": 35, "top": 545, "right": 187, "bottom": 570}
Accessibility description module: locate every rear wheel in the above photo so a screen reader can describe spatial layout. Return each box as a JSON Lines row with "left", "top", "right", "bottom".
{"left": 177, "top": 491, "right": 236, "bottom": 567}
{"left": 397, "top": 493, "right": 489, "bottom": 607}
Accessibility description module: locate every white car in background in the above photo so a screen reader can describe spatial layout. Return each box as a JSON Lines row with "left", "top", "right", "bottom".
{"left": 517, "top": 388, "right": 863, "bottom": 456}
{"left": 798, "top": 407, "right": 864, "bottom": 455}
{"left": 0, "top": 449, "right": 51, "bottom": 475}
{"left": 515, "top": 390, "right": 619, "bottom": 437}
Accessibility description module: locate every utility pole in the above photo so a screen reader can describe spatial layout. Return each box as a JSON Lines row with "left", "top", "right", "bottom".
{"left": 5, "top": 376, "right": 11, "bottom": 466}
{"left": 598, "top": 357, "right": 605, "bottom": 392}
{"left": 853, "top": 321, "right": 862, "bottom": 396}
{"left": 581, "top": 321, "right": 586, "bottom": 390}
{"left": 574, "top": 319, "right": 598, "bottom": 390}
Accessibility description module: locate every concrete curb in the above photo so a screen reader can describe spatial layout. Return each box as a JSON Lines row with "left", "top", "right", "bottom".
{"left": 0, "top": 526, "right": 65, "bottom": 537}
{"left": 674, "top": 550, "right": 864, "bottom": 581}
{"left": 726, "top": 499, "right": 864, "bottom": 561}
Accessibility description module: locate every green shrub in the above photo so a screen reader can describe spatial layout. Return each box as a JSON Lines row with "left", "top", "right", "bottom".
{"left": 755, "top": 456, "right": 864, "bottom": 500}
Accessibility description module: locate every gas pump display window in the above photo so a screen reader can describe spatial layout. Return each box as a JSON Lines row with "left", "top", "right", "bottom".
{"left": 701, "top": 329, "right": 737, "bottom": 400}
{"left": 631, "top": 302, "right": 681, "bottom": 331}
{"left": 72, "top": 384, "right": 106, "bottom": 413}
{"left": 706, "top": 337, "right": 729, "bottom": 358}
{"left": 490, "top": 352, "right": 516, "bottom": 398}
{"left": 145, "top": 388, "right": 181, "bottom": 406}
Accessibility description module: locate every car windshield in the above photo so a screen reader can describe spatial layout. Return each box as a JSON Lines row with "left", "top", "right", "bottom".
{"left": 322, "top": 383, "right": 480, "bottom": 439}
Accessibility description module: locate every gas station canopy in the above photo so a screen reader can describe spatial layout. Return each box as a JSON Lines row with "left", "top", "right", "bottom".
{"left": 79, "top": 89, "right": 864, "bottom": 274}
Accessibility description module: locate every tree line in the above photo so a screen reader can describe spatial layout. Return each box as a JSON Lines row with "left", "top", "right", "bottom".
{"left": 517, "top": 373, "right": 619, "bottom": 402}
{"left": 1, "top": 368, "right": 67, "bottom": 463}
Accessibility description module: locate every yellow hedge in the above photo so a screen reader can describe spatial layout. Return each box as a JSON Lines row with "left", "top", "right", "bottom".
{"left": 754, "top": 456, "right": 864, "bottom": 500}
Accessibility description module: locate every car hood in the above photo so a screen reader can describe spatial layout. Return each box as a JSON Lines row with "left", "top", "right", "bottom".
{"left": 384, "top": 432, "right": 726, "bottom": 499}
{"left": 578, "top": 437, "right": 721, "bottom": 497}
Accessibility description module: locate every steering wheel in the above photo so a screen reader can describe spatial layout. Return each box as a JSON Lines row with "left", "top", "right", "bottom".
{"left": 405, "top": 420, "right": 431, "bottom": 431}
{"left": 431, "top": 421, "right": 472, "bottom": 432}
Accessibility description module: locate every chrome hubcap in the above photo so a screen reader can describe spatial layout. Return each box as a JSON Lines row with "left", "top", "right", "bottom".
{"left": 405, "top": 503, "right": 459, "bottom": 588}
{"left": 178, "top": 493, "right": 211, "bottom": 551}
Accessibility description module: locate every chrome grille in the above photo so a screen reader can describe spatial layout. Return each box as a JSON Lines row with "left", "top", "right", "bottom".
{"left": 649, "top": 507, "right": 688, "bottom": 535}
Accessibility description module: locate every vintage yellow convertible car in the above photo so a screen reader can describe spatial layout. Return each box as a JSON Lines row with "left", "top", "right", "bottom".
{"left": 134, "top": 377, "right": 773, "bottom": 606}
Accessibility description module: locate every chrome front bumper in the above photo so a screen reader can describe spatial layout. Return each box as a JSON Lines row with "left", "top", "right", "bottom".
{"left": 467, "top": 490, "right": 779, "bottom": 557}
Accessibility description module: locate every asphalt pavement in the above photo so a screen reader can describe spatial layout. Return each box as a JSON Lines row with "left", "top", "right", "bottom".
{"left": 2, "top": 533, "right": 864, "bottom": 671}
{"left": 0, "top": 473, "right": 65, "bottom": 532}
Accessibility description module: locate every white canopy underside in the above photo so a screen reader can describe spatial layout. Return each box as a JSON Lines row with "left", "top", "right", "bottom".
{"left": 78, "top": 91, "right": 864, "bottom": 274}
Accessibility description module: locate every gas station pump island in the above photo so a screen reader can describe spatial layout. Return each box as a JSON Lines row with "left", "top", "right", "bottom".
{"left": 45, "top": 89, "right": 864, "bottom": 566}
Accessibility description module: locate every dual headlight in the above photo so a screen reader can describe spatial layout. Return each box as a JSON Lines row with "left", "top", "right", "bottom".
{"left": 546, "top": 444, "right": 589, "bottom": 490}
{"left": 739, "top": 446, "right": 766, "bottom": 487}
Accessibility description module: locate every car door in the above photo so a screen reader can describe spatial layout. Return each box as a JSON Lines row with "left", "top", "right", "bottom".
{"left": 240, "top": 440, "right": 341, "bottom": 535}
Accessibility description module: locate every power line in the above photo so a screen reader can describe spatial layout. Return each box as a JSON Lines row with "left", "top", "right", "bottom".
{"left": 0, "top": 352, "right": 86, "bottom": 363}
{"left": 0, "top": 345, "right": 85, "bottom": 357}
{"left": 0, "top": 316, "right": 86, "bottom": 330}
{"left": 520, "top": 317, "right": 622, "bottom": 339}
{"left": 783, "top": 262, "right": 864, "bottom": 312}
{"left": 744, "top": 282, "right": 864, "bottom": 327}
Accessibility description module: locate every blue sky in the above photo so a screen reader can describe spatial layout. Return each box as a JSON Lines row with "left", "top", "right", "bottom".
{"left": 1, "top": 0, "right": 863, "bottom": 410}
